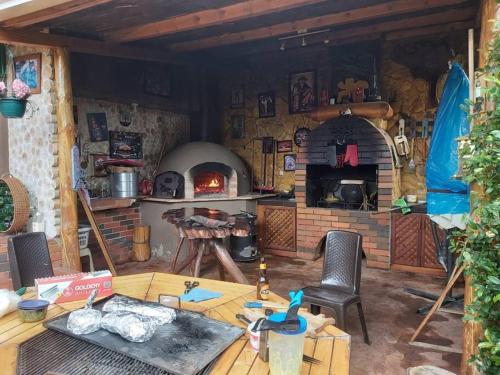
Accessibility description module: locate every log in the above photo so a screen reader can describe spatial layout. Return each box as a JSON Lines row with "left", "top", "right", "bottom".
{"left": 308, "top": 102, "right": 394, "bottom": 122}
{"left": 132, "top": 225, "right": 151, "bottom": 262}
{"left": 54, "top": 47, "right": 80, "bottom": 272}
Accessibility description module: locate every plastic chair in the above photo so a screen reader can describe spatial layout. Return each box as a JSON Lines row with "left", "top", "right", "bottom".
{"left": 301, "top": 230, "right": 370, "bottom": 344}
{"left": 8, "top": 232, "right": 54, "bottom": 290}
{"left": 79, "top": 247, "right": 95, "bottom": 272}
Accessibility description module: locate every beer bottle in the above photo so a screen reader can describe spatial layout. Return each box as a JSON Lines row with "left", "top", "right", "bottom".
{"left": 257, "top": 257, "right": 270, "bottom": 300}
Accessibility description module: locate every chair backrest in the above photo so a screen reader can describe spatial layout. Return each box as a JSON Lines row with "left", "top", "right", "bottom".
{"left": 320, "top": 230, "right": 363, "bottom": 295}
{"left": 8, "top": 232, "right": 54, "bottom": 290}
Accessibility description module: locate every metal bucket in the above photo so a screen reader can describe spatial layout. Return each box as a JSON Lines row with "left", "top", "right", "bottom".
{"left": 112, "top": 172, "right": 138, "bottom": 198}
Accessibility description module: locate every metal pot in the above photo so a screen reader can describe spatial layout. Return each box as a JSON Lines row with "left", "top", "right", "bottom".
{"left": 112, "top": 171, "right": 138, "bottom": 198}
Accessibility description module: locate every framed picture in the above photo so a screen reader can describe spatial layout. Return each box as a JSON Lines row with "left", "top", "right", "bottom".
{"left": 109, "top": 131, "right": 143, "bottom": 159}
{"left": 262, "top": 137, "right": 274, "bottom": 154}
{"left": 277, "top": 140, "right": 292, "bottom": 153}
{"left": 13, "top": 53, "right": 41, "bottom": 94}
{"left": 90, "top": 153, "right": 111, "bottom": 177}
{"left": 231, "top": 115, "right": 245, "bottom": 139}
{"left": 86, "top": 112, "right": 109, "bottom": 142}
{"left": 230, "top": 86, "right": 245, "bottom": 109}
{"left": 144, "top": 65, "right": 171, "bottom": 97}
{"left": 289, "top": 70, "right": 316, "bottom": 114}
{"left": 284, "top": 154, "right": 296, "bottom": 171}
{"left": 258, "top": 91, "right": 275, "bottom": 118}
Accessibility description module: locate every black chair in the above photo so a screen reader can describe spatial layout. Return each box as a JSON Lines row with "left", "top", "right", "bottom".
{"left": 8, "top": 232, "right": 54, "bottom": 290}
{"left": 302, "top": 230, "right": 370, "bottom": 344}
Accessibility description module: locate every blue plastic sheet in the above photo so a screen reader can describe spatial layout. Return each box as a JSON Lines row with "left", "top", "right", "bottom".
{"left": 426, "top": 63, "right": 470, "bottom": 214}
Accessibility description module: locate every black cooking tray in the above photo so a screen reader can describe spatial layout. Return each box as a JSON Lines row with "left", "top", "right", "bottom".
{"left": 44, "top": 294, "right": 244, "bottom": 375}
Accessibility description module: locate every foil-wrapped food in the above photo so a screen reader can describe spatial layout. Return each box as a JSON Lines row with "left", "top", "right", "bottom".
{"left": 67, "top": 309, "right": 102, "bottom": 335}
{"left": 101, "top": 311, "right": 160, "bottom": 342}
{"left": 102, "top": 295, "right": 176, "bottom": 325}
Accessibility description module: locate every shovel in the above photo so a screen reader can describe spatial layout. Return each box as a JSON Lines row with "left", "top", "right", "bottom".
{"left": 394, "top": 118, "right": 410, "bottom": 158}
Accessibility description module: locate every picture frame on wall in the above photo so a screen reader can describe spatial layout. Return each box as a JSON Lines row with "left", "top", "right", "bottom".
{"left": 86, "top": 112, "right": 109, "bottom": 142}
{"left": 13, "top": 53, "right": 41, "bottom": 94}
{"left": 109, "top": 131, "right": 143, "bottom": 159}
{"left": 144, "top": 65, "right": 171, "bottom": 97}
{"left": 289, "top": 70, "right": 316, "bottom": 114}
{"left": 284, "top": 154, "right": 296, "bottom": 171}
{"left": 258, "top": 91, "right": 275, "bottom": 118}
{"left": 277, "top": 140, "right": 292, "bottom": 153}
{"left": 231, "top": 115, "right": 245, "bottom": 139}
{"left": 230, "top": 86, "right": 245, "bottom": 108}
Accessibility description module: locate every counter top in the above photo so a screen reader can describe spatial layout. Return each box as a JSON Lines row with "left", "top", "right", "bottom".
{"left": 257, "top": 197, "right": 297, "bottom": 207}
{"left": 141, "top": 193, "right": 276, "bottom": 204}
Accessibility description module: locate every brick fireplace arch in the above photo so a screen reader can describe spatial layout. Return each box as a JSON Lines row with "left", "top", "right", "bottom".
{"left": 295, "top": 116, "right": 394, "bottom": 269}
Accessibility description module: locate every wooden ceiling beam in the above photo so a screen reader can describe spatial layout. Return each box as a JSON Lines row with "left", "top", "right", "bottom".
{"left": 171, "top": 0, "right": 469, "bottom": 52}
{"left": 104, "top": 0, "right": 328, "bottom": 43}
{"left": 385, "top": 20, "right": 475, "bottom": 40}
{"left": 0, "top": 0, "right": 111, "bottom": 27}
{"left": 0, "top": 30, "right": 190, "bottom": 65}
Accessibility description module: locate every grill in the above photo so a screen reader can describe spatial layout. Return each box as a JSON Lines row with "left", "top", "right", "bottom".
{"left": 17, "top": 330, "right": 216, "bottom": 375}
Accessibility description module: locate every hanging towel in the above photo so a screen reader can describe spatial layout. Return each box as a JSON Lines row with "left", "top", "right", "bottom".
{"left": 344, "top": 144, "right": 359, "bottom": 167}
{"left": 326, "top": 141, "right": 337, "bottom": 167}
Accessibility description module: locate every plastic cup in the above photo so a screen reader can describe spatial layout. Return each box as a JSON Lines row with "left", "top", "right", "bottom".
{"left": 267, "top": 312, "right": 307, "bottom": 375}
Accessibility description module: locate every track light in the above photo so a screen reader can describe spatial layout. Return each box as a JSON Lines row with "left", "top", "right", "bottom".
{"left": 324, "top": 37, "right": 330, "bottom": 44}
{"left": 280, "top": 42, "right": 286, "bottom": 51}
{"left": 301, "top": 37, "right": 307, "bottom": 47}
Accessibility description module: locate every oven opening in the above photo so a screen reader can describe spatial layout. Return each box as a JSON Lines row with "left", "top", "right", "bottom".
{"left": 194, "top": 171, "right": 226, "bottom": 196}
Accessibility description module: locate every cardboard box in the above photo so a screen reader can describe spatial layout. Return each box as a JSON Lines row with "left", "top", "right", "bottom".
{"left": 35, "top": 270, "right": 113, "bottom": 304}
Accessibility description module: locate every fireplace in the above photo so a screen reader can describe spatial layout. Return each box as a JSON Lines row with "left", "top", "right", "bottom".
{"left": 155, "top": 142, "right": 250, "bottom": 199}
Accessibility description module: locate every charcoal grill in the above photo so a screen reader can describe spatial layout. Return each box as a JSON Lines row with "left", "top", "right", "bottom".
{"left": 17, "top": 330, "right": 217, "bottom": 375}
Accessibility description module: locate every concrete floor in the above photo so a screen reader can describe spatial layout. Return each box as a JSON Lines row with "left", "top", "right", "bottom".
{"left": 116, "top": 255, "right": 462, "bottom": 375}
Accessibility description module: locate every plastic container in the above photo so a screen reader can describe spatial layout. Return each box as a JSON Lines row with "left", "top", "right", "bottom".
{"left": 17, "top": 299, "right": 49, "bottom": 322}
{"left": 78, "top": 226, "right": 91, "bottom": 249}
{"left": 247, "top": 321, "right": 260, "bottom": 353}
{"left": 267, "top": 312, "right": 307, "bottom": 375}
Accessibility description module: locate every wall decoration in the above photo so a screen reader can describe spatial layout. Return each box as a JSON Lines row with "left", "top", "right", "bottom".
{"left": 109, "top": 131, "right": 143, "bottom": 159}
{"left": 13, "top": 53, "right": 41, "bottom": 94}
{"left": 277, "top": 140, "right": 292, "bottom": 153}
{"left": 258, "top": 91, "right": 275, "bottom": 118}
{"left": 262, "top": 137, "right": 274, "bottom": 154}
{"left": 231, "top": 115, "right": 245, "bottom": 139}
{"left": 230, "top": 86, "right": 245, "bottom": 108}
{"left": 90, "top": 153, "right": 110, "bottom": 177}
{"left": 144, "top": 65, "right": 170, "bottom": 97}
{"left": 337, "top": 78, "right": 369, "bottom": 104}
{"left": 294, "top": 127, "right": 311, "bottom": 147}
{"left": 284, "top": 154, "right": 296, "bottom": 171}
{"left": 289, "top": 70, "right": 316, "bottom": 114}
{"left": 119, "top": 110, "right": 132, "bottom": 127}
{"left": 86, "top": 112, "right": 109, "bottom": 142}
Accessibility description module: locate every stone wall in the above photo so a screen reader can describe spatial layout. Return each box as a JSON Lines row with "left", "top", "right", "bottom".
{"left": 74, "top": 97, "right": 190, "bottom": 194}
{"left": 6, "top": 46, "right": 60, "bottom": 238}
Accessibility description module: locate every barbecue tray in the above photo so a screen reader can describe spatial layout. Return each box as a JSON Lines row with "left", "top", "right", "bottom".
{"left": 44, "top": 294, "right": 244, "bottom": 375}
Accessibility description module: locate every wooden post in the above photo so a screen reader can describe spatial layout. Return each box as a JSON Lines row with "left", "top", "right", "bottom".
{"left": 54, "top": 47, "right": 81, "bottom": 272}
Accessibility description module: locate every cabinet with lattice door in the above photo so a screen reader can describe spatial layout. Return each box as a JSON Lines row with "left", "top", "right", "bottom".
{"left": 256, "top": 203, "right": 296, "bottom": 257}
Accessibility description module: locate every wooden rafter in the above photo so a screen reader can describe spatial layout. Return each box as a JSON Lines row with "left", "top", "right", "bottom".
{"left": 385, "top": 20, "right": 475, "bottom": 40}
{"left": 0, "top": 0, "right": 111, "bottom": 27}
{"left": 104, "top": 0, "right": 328, "bottom": 43}
{"left": 171, "top": 0, "right": 469, "bottom": 52}
{"left": 0, "top": 30, "right": 190, "bottom": 65}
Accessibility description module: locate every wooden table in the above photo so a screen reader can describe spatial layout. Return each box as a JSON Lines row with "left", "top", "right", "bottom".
{"left": 163, "top": 208, "right": 250, "bottom": 284}
{"left": 0, "top": 273, "right": 350, "bottom": 374}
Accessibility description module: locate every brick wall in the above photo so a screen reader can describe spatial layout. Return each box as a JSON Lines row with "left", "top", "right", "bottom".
{"left": 0, "top": 235, "right": 63, "bottom": 289}
{"left": 295, "top": 116, "right": 393, "bottom": 269}
{"left": 90, "top": 206, "right": 141, "bottom": 265}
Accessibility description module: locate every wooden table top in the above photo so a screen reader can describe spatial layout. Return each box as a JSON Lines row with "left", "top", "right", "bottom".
{"left": 0, "top": 273, "right": 350, "bottom": 374}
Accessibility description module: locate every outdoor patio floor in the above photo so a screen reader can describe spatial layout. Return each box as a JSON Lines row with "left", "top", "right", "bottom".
{"left": 116, "top": 255, "right": 463, "bottom": 375}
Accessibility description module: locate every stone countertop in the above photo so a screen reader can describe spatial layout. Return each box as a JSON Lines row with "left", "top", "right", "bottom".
{"left": 256, "top": 196, "right": 297, "bottom": 207}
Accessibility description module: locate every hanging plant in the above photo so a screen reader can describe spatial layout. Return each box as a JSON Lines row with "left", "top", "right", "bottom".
{"left": 451, "top": 26, "right": 500, "bottom": 375}
{"left": 0, "top": 78, "right": 31, "bottom": 118}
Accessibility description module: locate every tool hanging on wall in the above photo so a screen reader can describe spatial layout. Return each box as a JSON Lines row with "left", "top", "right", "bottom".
{"left": 394, "top": 118, "right": 410, "bottom": 157}
{"left": 258, "top": 137, "right": 275, "bottom": 192}
{"left": 408, "top": 119, "right": 417, "bottom": 173}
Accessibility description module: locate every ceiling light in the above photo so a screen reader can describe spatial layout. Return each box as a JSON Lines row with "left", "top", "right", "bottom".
{"left": 324, "top": 37, "right": 330, "bottom": 44}
{"left": 280, "top": 42, "right": 286, "bottom": 51}
{"left": 0, "top": 0, "right": 32, "bottom": 11}
{"left": 301, "top": 37, "right": 307, "bottom": 47}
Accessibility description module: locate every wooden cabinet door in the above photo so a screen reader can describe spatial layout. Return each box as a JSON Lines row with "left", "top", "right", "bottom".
{"left": 391, "top": 213, "right": 421, "bottom": 267}
{"left": 421, "top": 216, "right": 446, "bottom": 269}
{"left": 257, "top": 205, "right": 296, "bottom": 254}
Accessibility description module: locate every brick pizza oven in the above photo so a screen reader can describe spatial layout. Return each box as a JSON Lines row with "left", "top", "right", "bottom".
{"left": 295, "top": 116, "right": 394, "bottom": 269}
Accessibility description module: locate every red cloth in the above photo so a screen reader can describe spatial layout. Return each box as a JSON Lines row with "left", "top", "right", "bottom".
{"left": 344, "top": 144, "right": 359, "bottom": 167}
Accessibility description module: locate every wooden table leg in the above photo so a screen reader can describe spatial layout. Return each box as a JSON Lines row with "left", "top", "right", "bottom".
{"left": 193, "top": 240, "right": 206, "bottom": 278}
{"left": 211, "top": 239, "right": 249, "bottom": 284}
{"left": 170, "top": 236, "right": 185, "bottom": 273}
{"left": 173, "top": 239, "right": 197, "bottom": 275}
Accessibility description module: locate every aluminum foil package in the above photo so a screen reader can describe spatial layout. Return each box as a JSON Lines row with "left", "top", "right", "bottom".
{"left": 102, "top": 295, "right": 176, "bottom": 325}
{"left": 67, "top": 308, "right": 102, "bottom": 335}
{"left": 101, "top": 311, "right": 160, "bottom": 342}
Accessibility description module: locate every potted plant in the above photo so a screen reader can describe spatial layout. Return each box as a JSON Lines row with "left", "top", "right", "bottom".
{"left": 0, "top": 79, "right": 31, "bottom": 118}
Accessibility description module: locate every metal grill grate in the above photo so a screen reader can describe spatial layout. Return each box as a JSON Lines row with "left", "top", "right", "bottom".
{"left": 17, "top": 330, "right": 216, "bottom": 375}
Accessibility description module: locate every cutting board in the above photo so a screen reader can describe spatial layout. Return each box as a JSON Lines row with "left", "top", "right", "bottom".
{"left": 44, "top": 294, "right": 244, "bottom": 375}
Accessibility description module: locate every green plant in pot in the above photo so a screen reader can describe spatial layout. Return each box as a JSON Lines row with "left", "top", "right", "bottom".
{"left": 0, "top": 78, "right": 31, "bottom": 118}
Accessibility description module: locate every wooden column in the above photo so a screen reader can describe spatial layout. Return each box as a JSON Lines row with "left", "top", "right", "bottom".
{"left": 461, "top": 1, "right": 498, "bottom": 373}
{"left": 54, "top": 47, "right": 81, "bottom": 272}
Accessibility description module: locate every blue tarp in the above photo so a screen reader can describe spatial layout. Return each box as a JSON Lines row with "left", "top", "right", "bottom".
{"left": 426, "top": 63, "right": 470, "bottom": 214}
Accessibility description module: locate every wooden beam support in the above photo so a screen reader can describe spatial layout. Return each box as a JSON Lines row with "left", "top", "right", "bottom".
{"left": 0, "top": 30, "right": 189, "bottom": 65}
{"left": 0, "top": 0, "right": 76, "bottom": 22}
{"left": 105, "top": 0, "right": 327, "bottom": 43}
{"left": 171, "top": 0, "right": 469, "bottom": 51}
{"left": 1, "top": 0, "right": 112, "bottom": 29}
{"left": 385, "top": 20, "right": 475, "bottom": 41}
{"left": 54, "top": 47, "right": 80, "bottom": 273}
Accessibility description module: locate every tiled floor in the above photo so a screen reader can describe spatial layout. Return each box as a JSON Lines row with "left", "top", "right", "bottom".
{"left": 116, "top": 255, "right": 462, "bottom": 375}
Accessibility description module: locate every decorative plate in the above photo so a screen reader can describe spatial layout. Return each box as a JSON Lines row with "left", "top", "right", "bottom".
{"left": 294, "top": 127, "right": 311, "bottom": 147}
